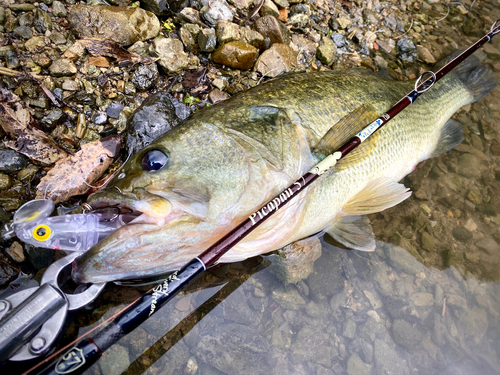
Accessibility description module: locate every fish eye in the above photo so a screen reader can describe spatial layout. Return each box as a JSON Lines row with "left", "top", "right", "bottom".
{"left": 141, "top": 150, "right": 169, "bottom": 171}
{"left": 33, "top": 224, "right": 51, "bottom": 241}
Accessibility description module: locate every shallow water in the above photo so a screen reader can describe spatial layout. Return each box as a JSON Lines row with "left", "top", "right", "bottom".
{"left": 4, "top": 1, "right": 500, "bottom": 375}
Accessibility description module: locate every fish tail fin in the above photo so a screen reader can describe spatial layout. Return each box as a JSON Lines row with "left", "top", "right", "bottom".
{"left": 443, "top": 52, "right": 497, "bottom": 102}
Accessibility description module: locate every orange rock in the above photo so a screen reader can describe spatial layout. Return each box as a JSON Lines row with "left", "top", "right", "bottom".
{"left": 89, "top": 56, "right": 110, "bottom": 67}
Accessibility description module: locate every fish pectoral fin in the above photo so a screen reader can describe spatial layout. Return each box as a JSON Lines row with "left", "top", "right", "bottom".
{"left": 312, "top": 103, "right": 380, "bottom": 156}
{"left": 431, "top": 119, "right": 464, "bottom": 158}
{"left": 326, "top": 215, "right": 375, "bottom": 251}
{"left": 341, "top": 177, "right": 412, "bottom": 216}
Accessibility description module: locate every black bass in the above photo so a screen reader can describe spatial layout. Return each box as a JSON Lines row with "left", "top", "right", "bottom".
{"left": 73, "top": 57, "right": 496, "bottom": 283}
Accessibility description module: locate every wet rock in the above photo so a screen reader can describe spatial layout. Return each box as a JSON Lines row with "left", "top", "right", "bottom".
{"left": 392, "top": 319, "right": 428, "bottom": 351}
{"left": 416, "top": 45, "right": 436, "bottom": 64}
{"left": 420, "top": 231, "right": 434, "bottom": 251}
{"left": 100, "top": 344, "right": 130, "bottom": 375}
{"left": 49, "top": 59, "right": 77, "bottom": 76}
{"left": 34, "top": 9, "right": 52, "bottom": 33}
{"left": 446, "top": 293, "right": 468, "bottom": 319}
{"left": 127, "top": 92, "right": 189, "bottom": 153}
{"left": 343, "top": 319, "right": 357, "bottom": 339}
{"left": 466, "top": 189, "right": 482, "bottom": 205}
{"left": 452, "top": 226, "right": 472, "bottom": 242}
{"left": 289, "top": 13, "right": 309, "bottom": 29}
{"left": 68, "top": 5, "right": 160, "bottom": 46}
{"left": 142, "top": 0, "right": 188, "bottom": 15}
{"left": 349, "top": 338, "right": 373, "bottom": 363}
{"left": 383, "top": 295, "right": 419, "bottom": 323}
{"left": 0, "top": 174, "right": 12, "bottom": 191}
{"left": 347, "top": 353, "right": 372, "bottom": 375}
{"left": 410, "top": 292, "right": 434, "bottom": 307}
{"left": 270, "top": 236, "right": 321, "bottom": 284}
{"left": 18, "top": 165, "right": 39, "bottom": 183}
{"left": 241, "top": 29, "right": 266, "bottom": 51}
{"left": 374, "top": 339, "right": 410, "bottom": 375}
{"left": 462, "top": 16, "right": 483, "bottom": 36}
{"left": 198, "top": 28, "right": 217, "bottom": 52}
{"left": 307, "top": 251, "right": 344, "bottom": 301}
{"left": 208, "top": 88, "right": 229, "bottom": 104}
{"left": 253, "top": 15, "right": 290, "bottom": 46}
{"left": 0, "top": 253, "right": 19, "bottom": 287}
{"left": 194, "top": 323, "right": 270, "bottom": 375}
{"left": 331, "top": 33, "right": 346, "bottom": 48}
{"left": 211, "top": 41, "right": 258, "bottom": 70}
{"left": 461, "top": 305, "right": 488, "bottom": 343}
{"left": 271, "top": 285, "right": 306, "bottom": 309}
{"left": 397, "top": 37, "right": 417, "bottom": 68}
{"left": 10, "top": 4, "right": 35, "bottom": 12}
{"left": 151, "top": 37, "right": 189, "bottom": 73}
{"left": 292, "top": 324, "right": 337, "bottom": 366}
{"left": 131, "top": 63, "right": 159, "bottom": 91}
{"left": 106, "top": 102, "right": 125, "bottom": 119}
{"left": 7, "top": 241, "right": 25, "bottom": 263}
{"left": 476, "top": 238, "right": 500, "bottom": 255}
{"left": 254, "top": 43, "right": 296, "bottom": 78}
{"left": 180, "top": 23, "right": 201, "bottom": 51}
{"left": 52, "top": 1, "right": 67, "bottom": 17}
{"left": 385, "top": 245, "right": 424, "bottom": 275}
{"left": 25, "top": 37, "right": 47, "bottom": 53}
{"left": 216, "top": 21, "right": 241, "bottom": 44}
{"left": 0, "top": 149, "right": 28, "bottom": 172}
{"left": 384, "top": 13, "right": 397, "bottom": 31}
{"left": 91, "top": 111, "right": 107, "bottom": 125}
{"left": 200, "top": 1, "right": 234, "bottom": 27}
{"left": 336, "top": 17, "right": 351, "bottom": 30}
{"left": 34, "top": 56, "right": 52, "bottom": 68}
{"left": 456, "top": 153, "right": 481, "bottom": 178}
{"left": 317, "top": 37, "right": 336, "bottom": 65}
{"left": 179, "top": 7, "right": 203, "bottom": 24}
{"left": 13, "top": 26, "right": 32, "bottom": 39}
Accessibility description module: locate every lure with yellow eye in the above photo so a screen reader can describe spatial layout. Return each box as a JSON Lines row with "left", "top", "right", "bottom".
{"left": 33, "top": 224, "right": 51, "bottom": 242}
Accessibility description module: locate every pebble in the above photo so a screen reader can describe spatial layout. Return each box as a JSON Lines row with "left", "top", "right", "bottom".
{"left": 216, "top": 21, "right": 242, "bottom": 44}
{"left": 410, "top": 292, "right": 434, "bottom": 307}
{"left": 346, "top": 353, "right": 372, "bottom": 375}
{"left": 7, "top": 241, "right": 25, "bottom": 263}
{"left": 261, "top": 0, "right": 279, "bottom": 18}
{"left": 198, "top": 28, "right": 217, "bottom": 52}
{"left": 106, "top": 102, "right": 125, "bottom": 119}
{"left": 17, "top": 165, "right": 39, "bottom": 183}
{"left": 208, "top": 88, "right": 229, "bottom": 104}
{"left": 254, "top": 43, "right": 296, "bottom": 77}
{"left": 200, "top": 1, "right": 234, "bottom": 27}
{"left": 41, "top": 109, "right": 65, "bottom": 131}
{"left": 131, "top": 63, "right": 159, "bottom": 91}
{"left": 25, "top": 37, "right": 47, "bottom": 53}
{"left": 151, "top": 37, "right": 189, "bottom": 73}
{"left": 476, "top": 238, "right": 500, "bottom": 255}
{"left": 253, "top": 15, "right": 290, "bottom": 46}
{"left": 49, "top": 59, "right": 77, "bottom": 76}
{"left": 343, "top": 319, "right": 357, "bottom": 339}
{"left": 211, "top": 41, "right": 259, "bottom": 70}
{"left": 0, "top": 173, "right": 12, "bottom": 191}
{"left": 416, "top": 45, "right": 436, "bottom": 64}
{"left": 0, "top": 149, "right": 28, "bottom": 172}
{"left": 452, "top": 226, "right": 472, "bottom": 242}
{"left": 52, "top": 1, "right": 67, "bottom": 17}
{"left": 316, "top": 37, "right": 336, "bottom": 65}
{"left": 99, "top": 344, "right": 130, "bottom": 375}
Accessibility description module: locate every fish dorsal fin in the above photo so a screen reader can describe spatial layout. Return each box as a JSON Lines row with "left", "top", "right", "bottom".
{"left": 313, "top": 103, "right": 380, "bottom": 156}
{"left": 431, "top": 118, "right": 464, "bottom": 158}
{"left": 341, "top": 177, "right": 412, "bottom": 216}
{"left": 326, "top": 215, "right": 376, "bottom": 251}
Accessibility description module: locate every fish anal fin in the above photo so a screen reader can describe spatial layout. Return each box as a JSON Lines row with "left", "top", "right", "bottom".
{"left": 431, "top": 119, "right": 464, "bottom": 158}
{"left": 326, "top": 215, "right": 375, "bottom": 252}
{"left": 313, "top": 103, "right": 380, "bottom": 156}
{"left": 342, "top": 177, "right": 412, "bottom": 216}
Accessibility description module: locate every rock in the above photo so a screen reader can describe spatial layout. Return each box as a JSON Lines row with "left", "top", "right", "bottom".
{"left": 374, "top": 339, "right": 410, "bottom": 375}
{"left": 261, "top": 0, "right": 279, "bottom": 18}
{"left": 241, "top": 29, "right": 266, "bottom": 51}
{"left": 198, "top": 28, "right": 217, "bottom": 52}
{"left": 363, "top": 290, "right": 383, "bottom": 310}
{"left": 91, "top": 111, "right": 107, "bottom": 125}
{"left": 142, "top": 0, "right": 188, "bottom": 15}
{"left": 0, "top": 149, "right": 28, "bottom": 172}
{"left": 127, "top": 92, "right": 190, "bottom": 153}
{"left": 49, "top": 59, "right": 77, "bottom": 76}
{"left": 291, "top": 324, "right": 336, "bottom": 366}
{"left": 289, "top": 13, "right": 309, "bottom": 29}
{"left": 253, "top": 15, "right": 290, "bottom": 46}
{"left": 336, "top": 17, "right": 351, "bottom": 29}
{"left": 420, "top": 231, "right": 434, "bottom": 251}
{"left": 131, "top": 63, "right": 159, "bottom": 91}
{"left": 18, "top": 165, "right": 39, "bottom": 183}
{"left": 385, "top": 245, "right": 424, "bottom": 275}
{"left": 179, "top": 7, "right": 203, "bottom": 24}
{"left": 25, "top": 37, "right": 46, "bottom": 53}
{"left": 271, "top": 285, "right": 306, "bottom": 309}
{"left": 200, "top": 1, "right": 234, "bottom": 27}
{"left": 466, "top": 189, "right": 482, "bottom": 204}
{"left": 446, "top": 293, "right": 468, "bottom": 319}
{"left": 269, "top": 236, "right": 322, "bottom": 284}
{"left": 13, "top": 26, "right": 32, "bottom": 39}
{"left": 34, "top": 9, "right": 52, "bottom": 33}
{"left": 150, "top": 37, "right": 189, "bottom": 73}
{"left": 456, "top": 153, "right": 481, "bottom": 178}
{"left": 9, "top": 4, "right": 35, "bottom": 12}
{"left": 476, "top": 238, "right": 500, "bottom": 255}
{"left": 194, "top": 323, "right": 270, "bottom": 375}
{"left": 343, "top": 319, "right": 357, "bottom": 339}
{"left": 7, "top": 241, "right": 25, "bottom": 263}
{"left": 0, "top": 174, "right": 12, "bottom": 191}
{"left": 34, "top": 56, "right": 52, "bottom": 68}
{"left": 416, "top": 45, "right": 436, "bottom": 64}
{"left": 452, "top": 226, "right": 472, "bottom": 242}
{"left": 208, "top": 89, "right": 229, "bottom": 104}
{"left": 392, "top": 319, "right": 428, "bottom": 351}
{"left": 410, "top": 292, "right": 434, "bottom": 307}
{"left": 316, "top": 37, "right": 336, "bottom": 65}
{"left": 383, "top": 295, "right": 419, "bottom": 323}
{"left": 347, "top": 353, "right": 372, "bottom": 375}
{"left": 307, "top": 251, "right": 344, "bottom": 301}
{"left": 67, "top": 5, "right": 160, "bottom": 46}
{"left": 463, "top": 16, "right": 483, "bottom": 36}
{"left": 349, "top": 338, "right": 373, "bottom": 363}
{"left": 397, "top": 37, "right": 417, "bottom": 68}
{"left": 211, "top": 41, "right": 259, "bottom": 70}
{"left": 100, "top": 344, "right": 130, "bottom": 375}
{"left": 216, "top": 21, "right": 241, "bottom": 44}
{"left": 25, "top": 246, "right": 54, "bottom": 270}
{"left": 52, "top": 1, "right": 67, "bottom": 17}
{"left": 106, "top": 102, "right": 125, "bottom": 119}
{"left": 180, "top": 23, "right": 201, "bottom": 51}
{"left": 254, "top": 43, "right": 296, "bottom": 78}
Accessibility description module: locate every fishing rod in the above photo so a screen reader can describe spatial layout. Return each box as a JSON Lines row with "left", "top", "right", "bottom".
{"left": 27, "top": 20, "right": 500, "bottom": 375}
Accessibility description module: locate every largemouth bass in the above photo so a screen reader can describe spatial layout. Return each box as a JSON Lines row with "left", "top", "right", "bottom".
{"left": 73, "top": 57, "right": 496, "bottom": 283}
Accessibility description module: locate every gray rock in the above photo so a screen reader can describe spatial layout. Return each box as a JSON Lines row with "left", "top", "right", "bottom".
{"left": 34, "top": 9, "right": 52, "bottom": 33}
{"left": 476, "top": 238, "right": 500, "bottom": 255}
{"left": 49, "top": 59, "right": 77, "bottom": 76}
{"left": 343, "top": 319, "right": 357, "bottom": 339}
{"left": 180, "top": 23, "right": 201, "bottom": 50}
{"left": 52, "top": 1, "right": 67, "bottom": 17}
{"left": 288, "top": 13, "right": 309, "bottom": 29}
{"left": 13, "top": 26, "right": 32, "bottom": 39}
{"left": 253, "top": 15, "right": 290, "bottom": 46}
{"left": 67, "top": 5, "right": 160, "bottom": 46}
{"left": 392, "top": 319, "right": 428, "bottom": 351}
{"left": 291, "top": 324, "right": 337, "bottom": 367}
{"left": 347, "top": 353, "right": 372, "bottom": 375}
{"left": 349, "top": 337, "right": 373, "bottom": 363}
{"left": 374, "top": 339, "right": 410, "bottom": 375}
{"left": 410, "top": 292, "right": 434, "bottom": 307}
{"left": 198, "top": 28, "right": 217, "bottom": 52}
{"left": 0, "top": 149, "right": 28, "bottom": 172}
{"left": 452, "top": 226, "right": 472, "bottom": 242}
{"left": 127, "top": 92, "right": 190, "bottom": 153}
{"left": 385, "top": 245, "right": 424, "bottom": 275}
{"left": 142, "top": 0, "right": 189, "bottom": 15}
{"left": 307, "top": 251, "right": 344, "bottom": 301}
{"left": 331, "top": 33, "right": 346, "bottom": 48}
{"left": 91, "top": 111, "right": 107, "bottom": 125}
{"left": 200, "top": 1, "right": 233, "bottom": 27}
{"left": 131, "top": 63, "right": 159, "bottom": 91}
{"left": 106, "top": 102, "right": 124, "bottom": 119}
{"left": 397, "top": 37, "right": 417, "bottom": 68}
{"left": 100, "top": 344, "right": 130, "bottom": 375}
{"left": 151, "top": 37, "right": 189, "bottom": 73}
{"left": 179, "top": 7, "right": 203, "bottom": 24}
{"left": 194, "top": 323, "right": 270, "bottom": 375}
{"left": 271, "top": 285, "right": 306, "bottom": 309}
{"left": 384, "top": 13, "right": 397, "bottom": 30}
{"left": 40, "top": 109, "right": 66, "bottom": 131}
{"left": 383, "top": 295, "right": 420, "bottom": 323}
